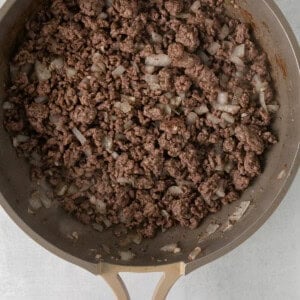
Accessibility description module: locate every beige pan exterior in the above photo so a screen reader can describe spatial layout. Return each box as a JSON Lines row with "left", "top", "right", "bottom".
{"left": 0, "top": 0, "right": 299, "bottom": 299}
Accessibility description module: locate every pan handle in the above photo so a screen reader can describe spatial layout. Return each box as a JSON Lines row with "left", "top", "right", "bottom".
{"left": 99, "top": 262, "right": 186, "bottom": 300}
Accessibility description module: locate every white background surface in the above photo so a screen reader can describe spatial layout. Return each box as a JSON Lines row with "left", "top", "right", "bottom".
{"left": 0, "top": 1, "right": 299, "bottom": 299}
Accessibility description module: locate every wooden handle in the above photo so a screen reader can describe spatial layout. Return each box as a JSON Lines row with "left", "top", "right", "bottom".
{"left": 99, "top": 262, "right": 185, "bottom": 300}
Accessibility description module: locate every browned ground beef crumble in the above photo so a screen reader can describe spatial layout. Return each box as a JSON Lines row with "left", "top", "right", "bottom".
{"left": 3, "top": 0, "right": 278, "bottom": 238}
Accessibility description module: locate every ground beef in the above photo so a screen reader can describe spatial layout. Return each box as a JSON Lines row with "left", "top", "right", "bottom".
{"left": 3, "top": 0, "right": 277, "bottom": 238}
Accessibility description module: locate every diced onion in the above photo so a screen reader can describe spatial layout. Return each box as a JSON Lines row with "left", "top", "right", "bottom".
{"left": 99, "top": 12, "right": 108, "bottom": 19}
{"left": 199, "top": 51, "right": 210, "bottom": 66}
{"left": 167, "top": 186, "right": 184, "bottom": 196}
{"left": 145, "top": 65, "right": 156, "bottom": 74}
{"left": 229, "top": 201, "right": 250, "bottom": 222}
{"left": 112, "top": 65, "right": 126, "bottom": 77}
{"left": 194, "top": 104, "right": 209, "bottom": 115}
{"left": 34, "top": 96, "right": 48, "bottom": 103}
{"left": 190, "top": 0, "right": 201, "bottom": 13}
{"left": 217, "top": 92, "right": 229, "bottom": 105}
{"left": 221, "top": 112, "right": 235, "bottom": 124}
{"left": 207, "top": 114, "right": 221, "bottom": 124}
{"left": 2, "top": 102, "right": 14, "bottom": 110}
{"left": 13, "top": 135, "right": 29, "bottom": 147}
{"left": 49, "top": 57, "right": 64, "bottom": 71}
{"left": 253, "top": 74, "right": 268, "bottom": 92}
{"left": 114, "top": 101, "right": 132, "bottom": 113}
{"left": 151, "top": 32, "right": 163, "bottom": 43}
{"left": 259, "top": 91, "right": 268, "bottom": 112}
{"left": 175, "top": 13, "right": 190, "bottom": 19}
{"left": 207, "top": 42, "right": 220, "bottom": 55}
{"left": 206, "top": 223, "right": 220, "bottom": 235}
{"left": 72, "top": 127, "right": 87, "bottom": 145}
{"left": 219, "top": 24, "right": 230, "bottom": 40}
{"left": 214, "top": 103, "right": 240, "bottom": 115}
{"left": 186, "top": 112, "right": 198, "bottom": 125}
{"left": 55, "top": 183, "right": 68, "bottom": 196}
{"left": 232, "top": 44, "right": 245, "bottom": 58}
{"left": 160, "top": 243, "right": 181, "bottom": 254}
{"left": 29, "top": 191, "right": 43, "bottom": 210}
{"left": 116, "top": 177, "right": 134, "bottom": 185}
{"left": 145, "top": 54, "right": 171, "bottom": 67}
{"left": 93, "top": 223, "right": 104, "bottom": 232}
{"left": 267, "top": 104, "right": 279, "bottom": 113}
{"left": 102, "top": 136, "right": 113, "bottom": 152}
{"left": 188, "top": 246, "right": 202, "bottom": 261}
{"left": 143, "top": 74, "right": 161, "bottom": 90}
{"left": 66, "top": 67, "right": 77, "bottom": 78}
{"left": 229, "top": 55, "right": 245, "bottom": 68}
{"left": 119, "top": 250, "right": 135, "bottom": 261}
{"left": 35, "top": 60, "right": 51, "bottom": 81}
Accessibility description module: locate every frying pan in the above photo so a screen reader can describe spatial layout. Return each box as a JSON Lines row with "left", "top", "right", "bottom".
{"left": 0, "top": 0, "right": 299, "bottom": 299}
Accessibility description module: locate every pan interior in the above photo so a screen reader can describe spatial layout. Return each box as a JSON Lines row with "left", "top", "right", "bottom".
{"left": 0, "top": 0, "right": 299, "bottom": 270}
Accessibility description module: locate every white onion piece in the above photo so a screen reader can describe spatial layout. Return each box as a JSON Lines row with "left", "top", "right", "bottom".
{"left": 49, "top": 57, "right": 64, "bottom": 70}
{"left": 2, "top": 102, "right": 14, "bottom": 110}
{"left": 221, "top": 112, "right": 235, "bottom": 124}
{"left": 219, "top": 24, "right": 230, "bottom": 40}
{"left": 157, "top": 104, "right": 172, "bottom": 116}
{"left": 145, "top": 54, "right": 171, "bottom": 67}
{"left": 161, "top": 210, "right": 170, "bottom": 219}
{"left": 206, "top": 223, "right": 220, "bottom": 236}
{"left": 186, "top": 112, "right": 198, "bottom": 125}
{"left": 214, "top": 103, "right": 240, "bottom": 115}
{"left": 93, "top": 223, "right": 104, "bottom": 232}
{"left": 253, "top": 74, "right": 268, "bottom": 92}
{"left": 143, "top": 74, "right": 161, "bottom": 90}
{"left": 259, "top": 91, "right": 268, "bottom": 112}
{"left": 34, "top": 96, "right": 48, "bottom": 103}
{"left": 102, "top": 136, "right": 113, "bottom": 152}
{"left": 190, "top": 0, "right": 201, "bottom": 13}
{"left": 216, "top": 185, "right": 225, "bottom": 197}
{"left": 112, "top": 65, "right": 126, "bottom": 77}
{"left": 188, "top": 247, "right": 202, "bottom": 261}
{"left": 160, "top": 243, "right": 181, "bottom": 254}
{"left": 194, "top": 104, "right": 209, "bottom": 115}
{"left": 170, "top": 96, "right": 182, "bottom": 107}
{"left": 207, "top": 114, "right": 221, "bottom": 124}
{"left": 267, "top": 104, "right": 279, "bottom": 113}
{"left": 178, "top": 92, "right": 186, "bottom": 100}
{"left": 121, "top": 95, "right": 135, "bottom": 103}
{"left": 55, "top": 183, "right": 68, "bottom": 196}
{"left": 119, "top": 250, "right": 135, "bottom": 261}
{"left": 151, "top": 32, "right": 163, "bottom": 43}
{"left": 29, "top": 191, "right": 43, "bottom": 210}
{"left": 67, "top": 184, "right": 79, "bottom": 195}
{"left": 35, "top": 60, "right": 51, "bottom": 81}
{"left": 229, "top": 201, "right": 250, "bottom": 222}
{"left": 145, "top": 65, "right": 156, "bottom": 74}
{"left": 176, "top": 13, "right": 190, "bottom": 19}
{"left": 13, "top": 135, "right": 29, "bottom": 147}
{"left": 114, "top": 101, "right": 132, "bottom": 113}
{"left": 95, "top": 199, "right": 107, "bottom": 214}
{"left": 111, "top": 152, "right": 119, "bottom": 159}
{"left": 199, "top": 51, "right": 210, "bottom": 66}
{"left": 229, "top": 55, "right": 245, "bottom": 68}
{"left": 224, "top": 161, "right": 234, "bottom": 173}
{"left": 217, "top": 92, "right": 229, "bottom": 105}
{"left": 207, "top": 42, "right": 220, "bottom": 55}
{"left": 103, "top": 217, "right": 112, "bottom": 228}
{"left": 72, "top": 127, "right": 87, "bottom": 145}
{"left": 99, "top": 12, "right": 108, "bottom": 19}
{"left": 66, "top": 67, "right": 77, "bottom": 78}
{"left": 116, "top": 177, "right": 134, "bottom": 185}
{"left": 220, "top": 74, "right": 229, "bottom": 88}
{"left": 277, "top": 169, "right": 286, "bottom": 180}
{"left": 232, "top": 44, "right": 245, "bottom": 58}
{"left": 167, "top": 186, "right": 183, "bottom": 196}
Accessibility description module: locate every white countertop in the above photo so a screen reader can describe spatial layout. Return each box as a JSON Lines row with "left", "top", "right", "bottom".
{"left": 0, "top": 1, "right": 299, "bottom": 299}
